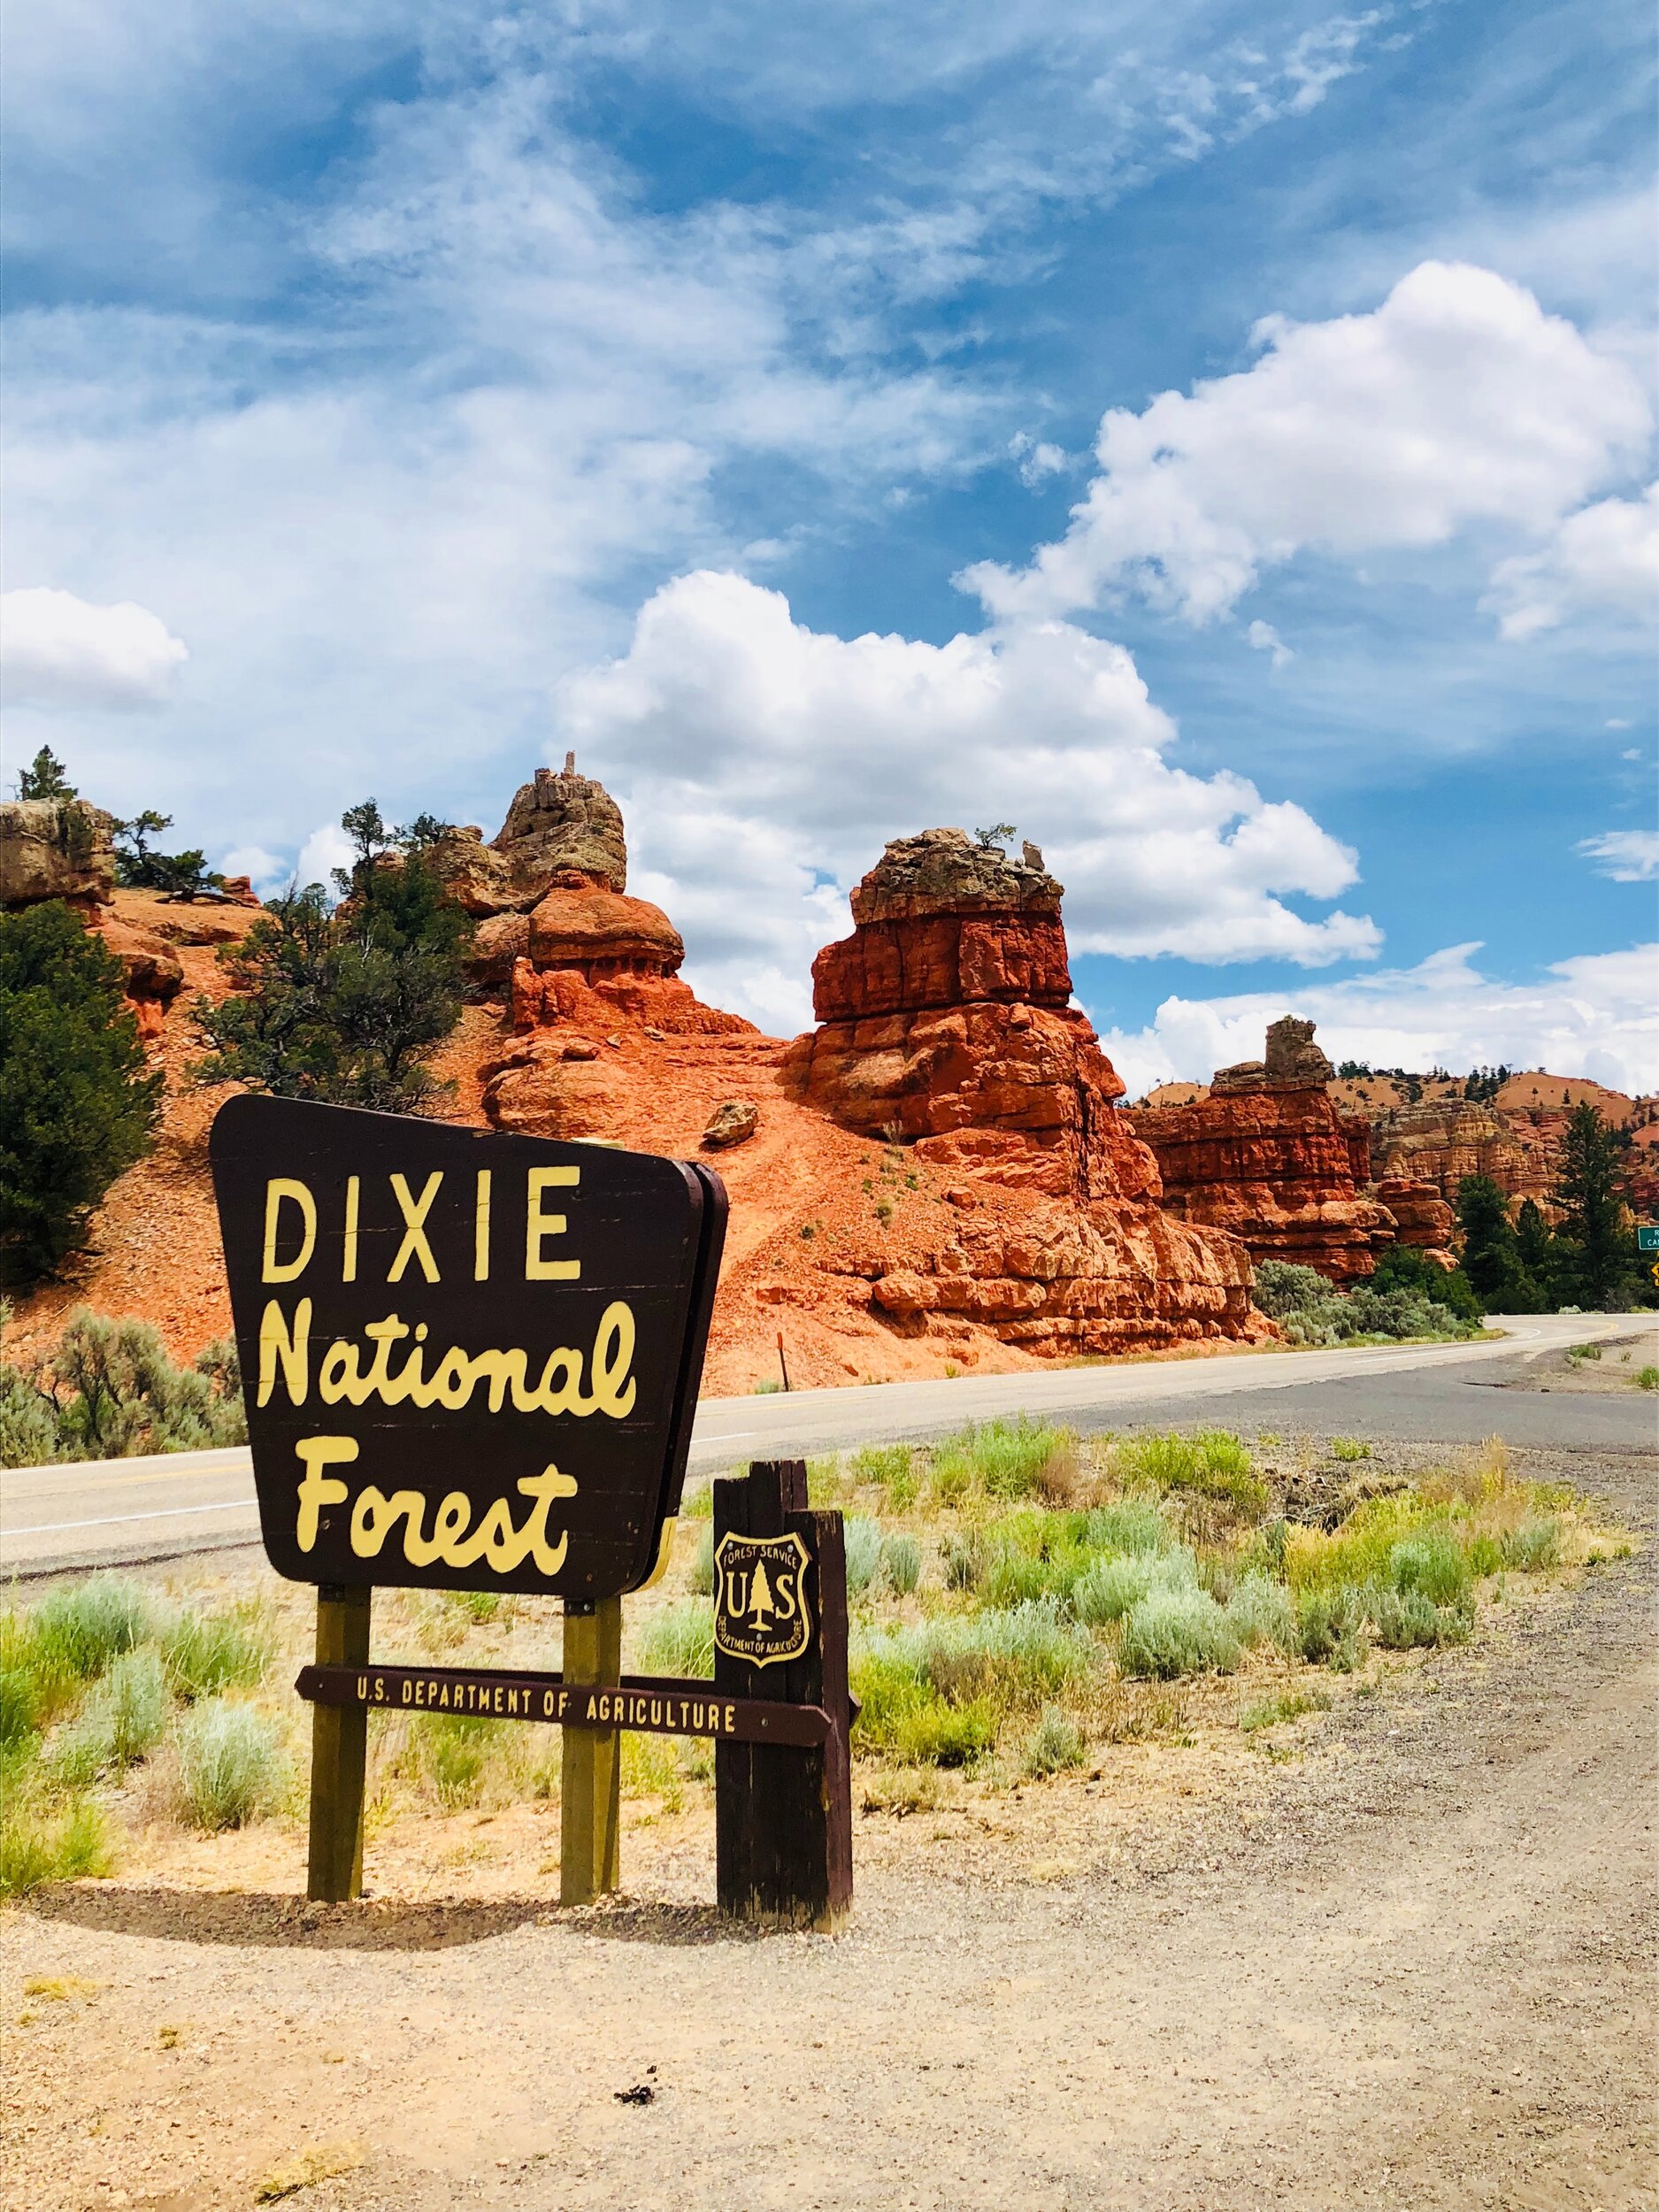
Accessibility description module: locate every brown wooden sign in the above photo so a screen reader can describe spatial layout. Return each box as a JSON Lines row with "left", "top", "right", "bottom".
{"left": 210, "top": 1094, "right": 726, "bottom": 1602}
{"left": 296, "top": 1661, "right": 833, "bottom": 1746}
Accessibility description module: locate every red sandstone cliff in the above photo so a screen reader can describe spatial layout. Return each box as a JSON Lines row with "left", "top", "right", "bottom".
{"left": 1127, "top": 1018, "right": 1437, "bottom": 1281}
{"left": 780, "top": 829, "right": 1258, "bottom": 1353}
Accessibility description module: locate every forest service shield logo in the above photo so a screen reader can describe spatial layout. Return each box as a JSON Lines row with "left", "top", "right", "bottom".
{"left": 712, "top": 1531, "right": 812, "bottom": 1668}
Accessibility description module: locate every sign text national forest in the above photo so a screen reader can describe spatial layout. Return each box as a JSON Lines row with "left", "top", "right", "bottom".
{"left": 211, "top": 1094, "right": 726, "bottom": 1601}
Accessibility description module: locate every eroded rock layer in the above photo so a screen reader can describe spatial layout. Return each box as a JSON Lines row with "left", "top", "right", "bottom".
{"left": 782, "top": 828, "right": 1258, "bottom": 1354}
{"left": 1129, "top": 1018, "right": 1410, "bottom": 1282}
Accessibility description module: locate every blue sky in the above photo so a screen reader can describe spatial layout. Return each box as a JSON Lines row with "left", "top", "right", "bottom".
{"left": 3, "top": 1, "right": 1655, "bottom": 1088}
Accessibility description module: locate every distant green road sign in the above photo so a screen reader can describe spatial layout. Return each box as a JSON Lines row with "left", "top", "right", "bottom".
{"left": 1638, "top": 1225, "right": 1659, "bottom": 1253}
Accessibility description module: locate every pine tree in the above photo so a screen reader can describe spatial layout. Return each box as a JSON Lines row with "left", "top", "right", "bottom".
{"left": 1455, "top": 1175, "right": 1538, "bottom": 1311}
{"left": 1514, "top": 1199, "right": 1557, "bottom": 1301}
{"left": 1551, "top": 1103, "right": 1636, "bottom": 1310}
{"left": 15, "top": 746, "right": 76, "bottom": 801}
{"left": 0, "top": 904, "right": 161, "bottom": 1282}
{"left": 193, "top": 799, "right": 472, "bottom": 1113}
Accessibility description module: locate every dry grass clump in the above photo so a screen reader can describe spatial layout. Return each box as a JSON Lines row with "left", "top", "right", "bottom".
{"left": 253, "top": 2142, "right": 365, "bottom": 2201}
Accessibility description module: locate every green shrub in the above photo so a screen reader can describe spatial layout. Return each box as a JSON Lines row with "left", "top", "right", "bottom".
{"left": 1082, "top": 1498, "right": 1170, "bottom": 1555}
{"left": 46, "top": 1649, "right": 171, "bottom": 1787}
{"left": 843, "top": 1517, "right": 883, "bottom": 1594}
{"left": 1238, "top": 1686, "right": 1329, "bottom": 1733}
{"left": 1295, "top": 1587, "right": 1368, "bottom": 1671}
{"left": 1225, "top": 1572, "right": 1297, "bottom": 1650}
{"left": 174, "top": 1700, "right": 288, "bottom": 1830}
{"left": 106, "top": 1646, "right": 169, "bottom": 1767}
{"left": 635, "top": 1601, "right": 715, "bottom": 1680}
{"left": 1565, "top": 1342, "right": 1601, "bottom": 1363}
{"left": 1635, "top": 1366, "right": 1658, "bottom": 1391}
{"left": 32, "top": 1575, "right": 157, "bottom": 1681}
{"left": 878, "top": 1532, "right": 922, "bottom": 1595}
{"left": 1114, "top": 1430, "right": 1265, "bottom": 1515}
{"left": 0, "top": 1794, "right": 114, "bottom": 1897}
{"left": 1499, "top": 1519, "right": 1560, "bottom": 1571}
{"left": 940, "top": 1529, "right": 983, "bottom": 1591}
{"left": 1329, "top": 1437, "right": 1371, "bottom": 1462}
{"left": 852, "top": 1443, "right": 918, "bottom": 1507}
{"left": 893, "top": 1696, "right": 996, "bottom": 1767}
{"left": 1, "top": 1310, "right": 246, "bottom": 1466}
{"left": 0, "top": 901, "right": 161, "bottom": 1284}
{"left": 192, "top": 810, "right": 473, "bottom": 1116}
{"left": 1023, "top": 1705, "right": 1087, "bottom": 1777}
{"left": 0, "top": 1663, "right": 39, "bottom": 1750}
{"left": 924, "top": 1601, "right": 1093, "bottom": 1709}
{"left": 931, "top": 1417, "right": 1067, "bottom": 1502}
{"left": 1372, "top": 1587, "right": 1471, "bottom": 1650}
{"left": 1387, "top": 1532, "right": 1471, "bottom": 1608}
{"left": 1254, "top": 1256, "right": 1477, "bottom": 1346}
{"left": 1072, "top": 1555, "right": 1155, "bottom": 1626}
{"left": 1119, "top": 1586, "right": 1241, "bottom": 1678}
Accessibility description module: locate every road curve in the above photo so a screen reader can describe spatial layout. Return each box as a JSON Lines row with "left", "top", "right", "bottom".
{"left": 1, "top": 1312, "right": 1646, "bottom": 1579}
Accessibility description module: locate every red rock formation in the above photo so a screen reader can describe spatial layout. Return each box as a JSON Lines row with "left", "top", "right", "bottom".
{"left": 90, "top": 910, "right": 185, "bottom": 1044}
{"left": 1365, "top": 1098, "right": 1551, "bottom": 1213}
{"left": 474, "top": 767, "right": 752, "bottom": 1135}
{"left": 1372, "top": 1178, "right": 1456, "bottom": 1264}
{"left": 1129, "top": 1018, "right": 1402, "bottom": 1281}
{"left": 783, "top": 829, "right": 1258, "bottom": 1353}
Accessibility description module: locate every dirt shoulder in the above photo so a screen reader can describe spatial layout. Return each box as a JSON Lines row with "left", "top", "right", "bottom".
{"left": 1490, "top": 1319, "right": 1659, "bottom": 1394}
{"left": 4, "top": 1438, "right": 1655, "bottom": 2212}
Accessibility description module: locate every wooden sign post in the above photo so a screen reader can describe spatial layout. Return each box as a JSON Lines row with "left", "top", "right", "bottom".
{"left": 713, "top": 1461, "right": 853, "bottom": 1932}
{"left": 560, "top": 1596, "right": 622, "bottom": 1905}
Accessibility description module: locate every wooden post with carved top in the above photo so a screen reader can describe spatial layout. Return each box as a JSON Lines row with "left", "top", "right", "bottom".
{"left": 307, "top": 1585, "right": 371, "bottom": 1902}
{"left": 714, "top": 1460, "right": 853, "bottom": 1931}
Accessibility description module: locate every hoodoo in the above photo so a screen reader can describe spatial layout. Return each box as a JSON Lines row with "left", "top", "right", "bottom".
{"left": 1127, "top": 1017, "right": 1425, "bottom": 1281}
{"left": 783, "top": 829, "right": 1257, "bottom": 1352}
{"left": 465, "top": 759, "right": 754, "bottom": 1139}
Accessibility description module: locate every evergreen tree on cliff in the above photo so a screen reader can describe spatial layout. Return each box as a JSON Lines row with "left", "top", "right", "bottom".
{"left": 0, "top": 904, "right": 161, "bottom": 1283}
{"left": 14, "top": 746, "right": 76, "bottom": 801}
{"left": 1455, "top": 1175, "right": 1540, "bottom": 1311}
{"left": 1550, "top": 1102, "right": 1637, "bottom": 1310}
{"left": 193, "top": 799, "right": 472, "bottom": 1113}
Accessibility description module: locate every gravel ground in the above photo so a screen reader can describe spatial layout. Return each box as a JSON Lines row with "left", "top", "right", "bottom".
{"left": 3, "top": 1434, "right": 1654, "bottom": 2212}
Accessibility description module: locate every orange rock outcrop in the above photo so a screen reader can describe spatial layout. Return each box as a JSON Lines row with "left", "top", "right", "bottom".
{"left": 1128, "top": 1018, "right": 1406, "bottom": 1281}
{"left": 780, "top": 829, "right": 1258, "bottom": 1354}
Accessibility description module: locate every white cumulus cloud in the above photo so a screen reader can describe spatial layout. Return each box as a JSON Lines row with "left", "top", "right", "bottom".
{"left": 1101, "top": 942, "right": 1659, "bottom": 1100}
{"left": 1486, "top": 482, "right": 1659, "bottom": 641}
{"left": 1578, "top": 829, "right": 1659, "bottom": 884}
{"left": 558, "top": 569, "right": 1379, "bottom": 1031}
{"left": 0, "top": 586, "right": 188, "bottom": 708}
{"left": 963, "top": 262, "right": 1652, "bottom": 627}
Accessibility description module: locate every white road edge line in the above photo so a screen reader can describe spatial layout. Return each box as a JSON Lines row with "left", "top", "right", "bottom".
{"left": 8, "top": 1499, "right": 258, "bottom": 1537}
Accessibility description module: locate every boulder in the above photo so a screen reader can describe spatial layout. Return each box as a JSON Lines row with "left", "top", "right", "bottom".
{"left": 702, "top": 1098, "right": 759, "bottom": 1148}
{"left": 0, "top": 799, "right": 116, "bottom": 909}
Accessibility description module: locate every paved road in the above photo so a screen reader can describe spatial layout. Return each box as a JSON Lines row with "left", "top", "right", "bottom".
{"left": 2, "top": 1312, "right": 1649, "bottom": 1579}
